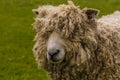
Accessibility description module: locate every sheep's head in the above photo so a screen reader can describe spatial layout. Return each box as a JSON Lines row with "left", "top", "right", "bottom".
{"left": 32, "top": 1, "right": 99, "bottom": 70}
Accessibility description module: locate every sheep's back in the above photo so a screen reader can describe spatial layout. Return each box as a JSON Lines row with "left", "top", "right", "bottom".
{"left": 97, "top": 11, "right": 120, "bottom": 78}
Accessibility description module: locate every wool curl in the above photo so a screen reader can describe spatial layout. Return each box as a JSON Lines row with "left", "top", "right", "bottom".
{"left": 32, "top": 1, "right": 120, "bottom": 80}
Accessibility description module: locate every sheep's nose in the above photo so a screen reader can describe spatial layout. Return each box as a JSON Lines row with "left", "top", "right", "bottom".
{"left": 48, "top": 49, "right": 60, "bottom": 57}
{"left": 47, "top": 49, "right": 60, "bottom": 61}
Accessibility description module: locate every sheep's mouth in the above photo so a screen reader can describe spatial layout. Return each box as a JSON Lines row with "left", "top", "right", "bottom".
{"left": 49, "top": 59, "right": 63, "bottom": 64}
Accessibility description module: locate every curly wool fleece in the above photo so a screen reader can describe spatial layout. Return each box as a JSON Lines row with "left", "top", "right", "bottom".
{"left": 32, "top": 1, "right": 120, "bottom": 80}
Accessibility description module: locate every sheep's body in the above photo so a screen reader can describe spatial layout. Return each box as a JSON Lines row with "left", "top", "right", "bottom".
{"left": 95, "top": 11, "right": 120, "bottom": 80}
{"left": 32, "top": 1, "right": 120, "bottom": 80}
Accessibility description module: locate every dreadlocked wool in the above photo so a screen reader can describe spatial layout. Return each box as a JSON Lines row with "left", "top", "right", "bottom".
{"left": 32, "top": 1, "right": 120, "bottom": 80}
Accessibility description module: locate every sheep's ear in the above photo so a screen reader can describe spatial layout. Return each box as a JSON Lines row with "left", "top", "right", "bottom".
{"left": 83, "top": 8, "right": 99, "bottom": 20}
{"left": 32, "top": 9, "right": 39, "bottom": 16}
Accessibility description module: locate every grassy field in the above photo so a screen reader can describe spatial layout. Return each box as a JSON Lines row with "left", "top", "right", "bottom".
{"left": 0, "top": 0, "right": 120, "bottom": 80}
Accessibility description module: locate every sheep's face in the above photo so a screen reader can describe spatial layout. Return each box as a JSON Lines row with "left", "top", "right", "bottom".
{"left": 33, "top": 3, "right": 98, "bottom": 66}
{"left": 47, "top": 32, "right": 65, "bottom": 63}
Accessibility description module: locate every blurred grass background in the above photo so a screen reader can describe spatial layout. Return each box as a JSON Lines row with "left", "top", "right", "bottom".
{"left": 0, "top": 0, "right": 119, "bottom": 80}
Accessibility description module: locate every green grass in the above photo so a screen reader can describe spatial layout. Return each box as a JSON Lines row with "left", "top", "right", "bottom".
{"left": 0, "top": 0, "right": 120, "bottom": 80}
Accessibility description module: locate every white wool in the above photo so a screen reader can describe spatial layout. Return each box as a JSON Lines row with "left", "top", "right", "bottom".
{"left": 98, "top": 11, "right": 120, "bottom": 27}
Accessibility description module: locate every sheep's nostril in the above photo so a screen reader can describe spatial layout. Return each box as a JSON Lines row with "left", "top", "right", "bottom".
{"left": 48, "top": 49, "right": 60, "bottom": 56}
{"left": 56, "top": 49, "right": 60, "bottom": 54}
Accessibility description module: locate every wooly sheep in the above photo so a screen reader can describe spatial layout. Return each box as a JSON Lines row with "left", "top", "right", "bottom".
{"left": 32, "top": 1, "right": 120, "bottom": 80}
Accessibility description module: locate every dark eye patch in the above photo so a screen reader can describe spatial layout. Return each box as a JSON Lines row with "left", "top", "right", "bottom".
{"left": 40, "top": 30, "right": 53, "bottom": 39}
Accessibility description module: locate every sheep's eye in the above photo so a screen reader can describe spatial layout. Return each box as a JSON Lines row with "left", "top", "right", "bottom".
{"left": 46, "top": 30, "right": 53, "bottom": 33}
{"left": 47, "top": 31, "right": 52, "bottom": 32}
{"left": 41, "top": 30, "right": 54, "bottom": 39}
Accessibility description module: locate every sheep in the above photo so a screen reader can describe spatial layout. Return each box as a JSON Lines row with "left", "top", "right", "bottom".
{"left": 32, "top": 1, "right": 120, "bottom": 80}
